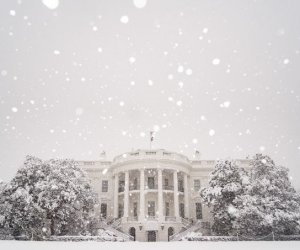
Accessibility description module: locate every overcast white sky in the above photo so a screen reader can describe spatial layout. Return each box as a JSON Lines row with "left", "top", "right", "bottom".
{"left": 0, "top": 0, "right": 300, "bottom": 189}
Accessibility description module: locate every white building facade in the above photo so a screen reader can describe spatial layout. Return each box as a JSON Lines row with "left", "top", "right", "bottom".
{"left": 78, "top": 149, "right": 250, "bottom": 242}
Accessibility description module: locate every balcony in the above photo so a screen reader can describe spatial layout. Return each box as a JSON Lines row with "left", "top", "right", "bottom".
{"left": 163, "top": 185, "right": 174, "bottom": 190}
{"left": 113, "top": 149, "right": 191, "bottom": 165}
{"left": 129, "top": 185, "right": 139, "bottom": 191}
{"left": 119, "top": 184, "right": 183, "bottom": 192}
{"left": 128, "top": 216, "right": 138, "bottom": 221}
{"left": 165, "top": 216, "right": 176, "bottom": 222}
{"left": 146, "top": 215, "right": 157, "bottom": 221}
{"left": 145, "top": 184, "right": 158, "bottom": 190}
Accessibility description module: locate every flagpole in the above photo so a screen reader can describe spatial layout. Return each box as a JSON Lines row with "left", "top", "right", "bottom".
{"left": 150, "top": 131, "right": 154, "bottom": 150}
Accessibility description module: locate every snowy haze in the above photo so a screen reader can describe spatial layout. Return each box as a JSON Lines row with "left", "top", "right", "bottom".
{"left": 0, "top": 1, "right": 300, "bottom": 189}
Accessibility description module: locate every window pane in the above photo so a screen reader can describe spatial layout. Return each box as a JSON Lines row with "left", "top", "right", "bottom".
{"left": 194, "top": 179, "right": 201, "bottom": 191}
{"left": 196, "top": 202, "right": 202, "bottom": 219}
{"left": 102, "top": 180, "right": 108, "bottom": 192}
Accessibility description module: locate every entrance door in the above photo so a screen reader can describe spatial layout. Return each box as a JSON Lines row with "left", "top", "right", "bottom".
{"left": 168, "top": 227, "right": 174, "bottom": 241}
{"left": 180, "top": 203, "right": 185, "bottom": 218}
{"left": 196, "top": 202, "right": 202, "bottom": 220}
{"left": 147, "top": 231, "right": 156, "bottom": 242}
{"left": 129, "top": 227, "right": 136, "bottom": 241}
{"left": 100, "top": 203, "right": 107, "bottom": 219}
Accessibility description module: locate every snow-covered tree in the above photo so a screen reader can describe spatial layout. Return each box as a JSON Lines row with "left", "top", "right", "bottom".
{"left": 0, "top": 156, "right": 98, "bottom": 239}
{"left": 200, "top": 160, "right": 248, "bottom": 236}
{"left": 235, "top": 154, "right": 300, "bottom": 236}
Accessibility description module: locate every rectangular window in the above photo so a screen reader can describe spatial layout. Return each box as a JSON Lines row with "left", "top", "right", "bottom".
{"left": 148, "top": 177, "right": 155, "bottom": 189}
{"left": 119, "top": 180, "right": 125, "bottom": 192}
{"left": 180, "top": 203, "right": 185, "bottom": 218}
{"left": 148, "top": 201, "right": 155, "bottom": 216}
{"left": 133, "top": 202, "right": 138, "bottom": 217}
{"left": 100, "top": 203, "right": 107, "bottom": 218}
{"left": 118, "top": 203, "right": 124, "bottom": 218}
{"left": 164, "top": 178, "right": 169, "bottom": 187}
{"left": 194, "top": 179, "right": 201, "bottom": 191}
{"left": 196, "top": 202, "right": 202, "bottom": 220}
{"left": 165, "top": 202, "right": 170, "bottom": 216}
{"left": 102, "top": 180, "right": 108, "bottom": 192}
{"left": 178, "top": 179, "right": 184, "bottom": 192}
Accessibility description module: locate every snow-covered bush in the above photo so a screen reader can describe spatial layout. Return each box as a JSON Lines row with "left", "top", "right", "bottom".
{"left": 234, "top": 154, "right": 300, "bottom": 236}
{"left": 0, "top": 156, "right": 98, "bottom": 240}
{"left": 200, "top": 160, "right": 247, "bottom": 236}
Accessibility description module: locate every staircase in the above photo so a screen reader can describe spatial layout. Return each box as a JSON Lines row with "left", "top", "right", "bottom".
{"left": 97, "top": 218, "right": 133, "bottom": 241}
{"left": 169, "top": 221, "right": 202, "bottom": 241}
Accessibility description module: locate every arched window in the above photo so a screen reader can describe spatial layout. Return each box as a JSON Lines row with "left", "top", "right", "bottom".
{"left": 129, "top": 227, "right": 136, "bottom": 241}
{"left": 168, "top": 227, "right": 174, "bottom": 241}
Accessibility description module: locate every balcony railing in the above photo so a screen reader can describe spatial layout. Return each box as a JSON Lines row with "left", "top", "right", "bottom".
{"left": 165, "top": 216, "right": 176, "bottom": 222}
{"left": 145, "top": 184, "right": 158, "bottom": 190}
{"left": 129, "top": 185, "right": 139, "bottom": 191}
{"left": 128, "top": 216, "right": 138, "bottom": 221}
{"left": 146, "top": 215, "right": 157, "bottom": 221}
{"left": 163, "top": 185, "right": 174, "bottom": 190}
{"left": 119, "top": 185, "right": 184, "bottom": 192}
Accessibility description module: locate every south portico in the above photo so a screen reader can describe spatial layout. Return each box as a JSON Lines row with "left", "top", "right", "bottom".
{"left": 79, "top": 149, "right": 248, "bottom": 241}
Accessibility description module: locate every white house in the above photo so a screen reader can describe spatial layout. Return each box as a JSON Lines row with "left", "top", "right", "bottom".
{"left": 78, "top": 149, "right": 250, "bottom": 241}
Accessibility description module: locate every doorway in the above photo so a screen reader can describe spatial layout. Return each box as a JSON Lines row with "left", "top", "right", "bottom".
{"left": 147, "top": 231, "right": 156, "bottom": 242}
{"left": 129, "top": 227, "right": 136, "bottom": 241}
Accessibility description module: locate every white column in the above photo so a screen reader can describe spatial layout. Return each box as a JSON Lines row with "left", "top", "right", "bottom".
{"left": 113, "top": 173, "right": 119, "bottom": 218}
{"left": 173, "top": 170, "right": 179, "bottom": 219}
{"left": 184, "top": 173, "right": 190, "bottom": 218}
{"left": 158, "top": 169, "right": 163, "bottom": 221}
{"left": 124, "top": 171, "right": 129, "bottom": 218}
{"left": 139, "top": 169, "right": 145, "bottom": 221}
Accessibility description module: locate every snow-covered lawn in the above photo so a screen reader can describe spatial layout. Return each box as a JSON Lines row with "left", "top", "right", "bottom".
{"left": 0, "top": 241, "right": 300, "bottom": 250}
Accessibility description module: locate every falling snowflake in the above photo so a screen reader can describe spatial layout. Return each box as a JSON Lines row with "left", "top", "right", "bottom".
{"left": 176, "top": 100, "right": 183, "bottom": 106}
{"left": 148, "top": 80, "right": 153, "bottom": 86}
{"left": 212, "top": 58, "right": 221, "bottom": 65}
{"left": 140, "top": 132, "right": 146, "bottom": 137}
{"left": 259, "top": 146, "right": 265, "bottom": 152}
{"left": 220, "top": 101, "right": 230, "bottom": 108}
{"left": 97, "top": 47, "right": 103, "bottom": 53}
{"left": 153, "top": 125, "right": 160, "bottom": 132}
{"left": 53, "top": 50, "right": 60, "bottom": 55}
{"left": 75, "top": 108, "right": 84, "bottom": 116}
{"left": 120, "top": 16, "right": 129, "bottom": 24}
{"left": 185, "top": 68, "right": 193, "bottom": 75}
{"left": 129, "top": 57, "right": 136, "bottom": 63}
{"left": 209, "top": 129, "right": 215, "bottom": 136}
{"left": 10, "top": 10, "right": 16, "bottom": 16}
{"left": 203, "top": 27, "right": 208, "bottom": 34}
{"left": 192, "top": 138, "right": 198, "bottom": 144}
{"left": 283, "top": 58, "right": 290, "bottom": 65}
{"left": 177, "top": 65, "right": 184, "bottom": 73}
{"left": 119, "top": 101, "right": 125, "bottom": 107}
{"left": 1, "top": 70, "right": 8, "bottom": 76}
{"left": 133, "top": 0, "right": 148, "bottom": 9}
{"left": 11, "top": 107, "right": 18, "bottom": 113}
{"left": 200, "top": 115, "right": 207, "bottom": 121}
{"left": 42, "top": 0, "right": 60, "bottom": 10}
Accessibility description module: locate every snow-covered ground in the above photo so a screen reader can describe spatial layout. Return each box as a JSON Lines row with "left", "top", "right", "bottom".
{"left": 0, "top": 241, "right": 300, "bottom": 250}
